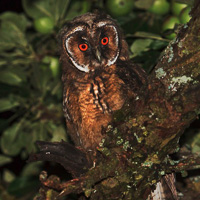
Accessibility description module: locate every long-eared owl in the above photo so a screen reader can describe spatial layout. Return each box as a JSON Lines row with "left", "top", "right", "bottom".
{"left": 59, "top": 12, "right": 147, "bottom": 156}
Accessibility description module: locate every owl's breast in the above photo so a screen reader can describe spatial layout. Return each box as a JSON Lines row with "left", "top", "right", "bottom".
{"left": 84, "top": 73, "right": 125, "bottom": 113}
{"left": 64, "top": 69, "right": 126, "bottom": 150}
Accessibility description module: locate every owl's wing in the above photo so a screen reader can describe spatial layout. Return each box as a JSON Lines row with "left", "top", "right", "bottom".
{"left": 115, "top": 60, "right": 148, "bottom": 117}
{"left": 63, "top": 84, "right": 84, "bottom": 147}
{"left": 116, "top": 60, "right": 148, "bottom": 96}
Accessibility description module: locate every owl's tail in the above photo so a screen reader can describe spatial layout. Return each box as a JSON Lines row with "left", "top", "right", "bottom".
{"left": 28, "top": 140, "right": 90, "bottom": 177}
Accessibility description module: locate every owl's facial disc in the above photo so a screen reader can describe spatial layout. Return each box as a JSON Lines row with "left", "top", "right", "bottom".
{"left": 64, "top": 21, "right": 120, "bottom": 73}
{"left": 96, "top": 23, "right": 120, "bottom": 67}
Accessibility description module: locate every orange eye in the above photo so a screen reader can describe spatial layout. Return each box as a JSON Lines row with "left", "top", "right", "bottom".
{"left": 101, "top": 37, "right": 109, "bottom": 45}
{"left": 79, "top": 43, "right": 88, "bottom": 51}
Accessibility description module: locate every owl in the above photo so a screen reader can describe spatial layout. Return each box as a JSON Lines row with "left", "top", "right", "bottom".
{"left": 59, "top": 12, "right": 147, "bottom": 159}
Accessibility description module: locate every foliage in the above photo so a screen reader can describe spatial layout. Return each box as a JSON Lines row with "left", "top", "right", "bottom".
{"left": 0, "top": 0, "right": 199, "bottom": 199}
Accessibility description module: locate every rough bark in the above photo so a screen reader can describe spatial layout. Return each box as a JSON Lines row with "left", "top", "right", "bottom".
{"left": 32, "top": 1, "right": 200, "bottom": 199}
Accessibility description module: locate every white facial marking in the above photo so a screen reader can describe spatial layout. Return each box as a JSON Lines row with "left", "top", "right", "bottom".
{"left": 68, "top": 26, "right": 85, "bottom": 35}
{"left": 106, "top": 26, "right": 119, "bottom": 66}
{"left": 96, "top": 22, "right": 119, "bottom": 66}
{"left": 96, "top": 21, "right": 108, "bottom": 28}
{"left": 107, "top": 51, "right": 119, "bottom": 66}
{"left": 65, "top": 26, "right": 90, "bottom": 73}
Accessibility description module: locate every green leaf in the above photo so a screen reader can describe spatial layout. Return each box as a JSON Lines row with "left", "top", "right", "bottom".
{"left": 65, "top": 0, "right": 85, "bottom": 20}
{"left": 21, "top": 122, "right": 49, "bottom": 154}
{"left": 150, "top": 40, "right": 168, "bottom": 50}
{"left": 0, "top": 20, "right": 28, "bottom": 51}
{"left": 127, "top": 32, "right": 169, "bottom": 41}
{"left": 0, "top": 155, "right": 12, "bottom": 166}
{"left": 0, "top": 71, "right": 23, "bottom": 86}
{"left": 0, "top": 59, "right": 7, "bottom": 66}
{"left": 15, "top": 121, "right": 37, "bottom": 154}
{"left": 0, "top": 30, "right": 16, "bottom": 51}
{"left": 20, "top": 130, "right": 41, "bottom": 154}
{"left": 51, "top": 81, "right": 62, "bottom": 99}
{"left": 0, "top": 98, "right": 19, "bottom": 112}
{"left": 0, "top": 119, "right": 9, "bottom": 132}
{"left": 3, "top": 169, "right": 16, "bottom": 183}
{"left": 22, "top": 0, "right": 53, "bottom": 19}
{"left": 8, "top": 176, "right": 39, "bottom": 197}
{"left": 1, "top": 123, "right": 23, "bottom": 156}
{"left": 0, "top": 12, "right": 29, "bottom": 32}
{"left": 49, "top": 0, "right": 70, "bottom": 22}
{"left": 51, "top": 125, "right": 67, "bottom": 142}
{"left": 130, "top": 39, "right": 153, "bottom": 57}
{"left": 31, "top": 65, "right": 50, "bottom": 92}
{"left": 0, "top": 67, "right": 27, "bottom": 86}
{"left": 22, "top": 0, "right": 70, "bottom": 23}
{"left": 21, "top": 162, "right": 43, "bottom": 177}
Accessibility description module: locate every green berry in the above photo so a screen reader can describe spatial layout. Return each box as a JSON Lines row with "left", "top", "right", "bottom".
{"left": 149, "top": 0, "right": 170, "bottom": 15}
{"left": 179, "top": 7, "right": 191, "bottom": 24}
{"left": 34, "top": 17, "right": 54, "bottom": 34}
{"left": 171, "top": 2, "right": 187, "bottom": 16}
{"left": 106, "top": 0, "right": 134, "bottom": 17}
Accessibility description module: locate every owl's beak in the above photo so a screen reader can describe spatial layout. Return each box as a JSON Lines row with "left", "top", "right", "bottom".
{"left": 95, "top": 49, "right": 101, "bottom": 62}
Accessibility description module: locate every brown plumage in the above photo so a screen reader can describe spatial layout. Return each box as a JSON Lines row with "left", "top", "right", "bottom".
{"left": 59, "top": 12, "right": 147, "bottom": 156}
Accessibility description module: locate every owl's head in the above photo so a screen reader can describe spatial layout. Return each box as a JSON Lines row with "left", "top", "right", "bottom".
{"left": 59, "top": 12, "right": 129, "bottom": 73}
